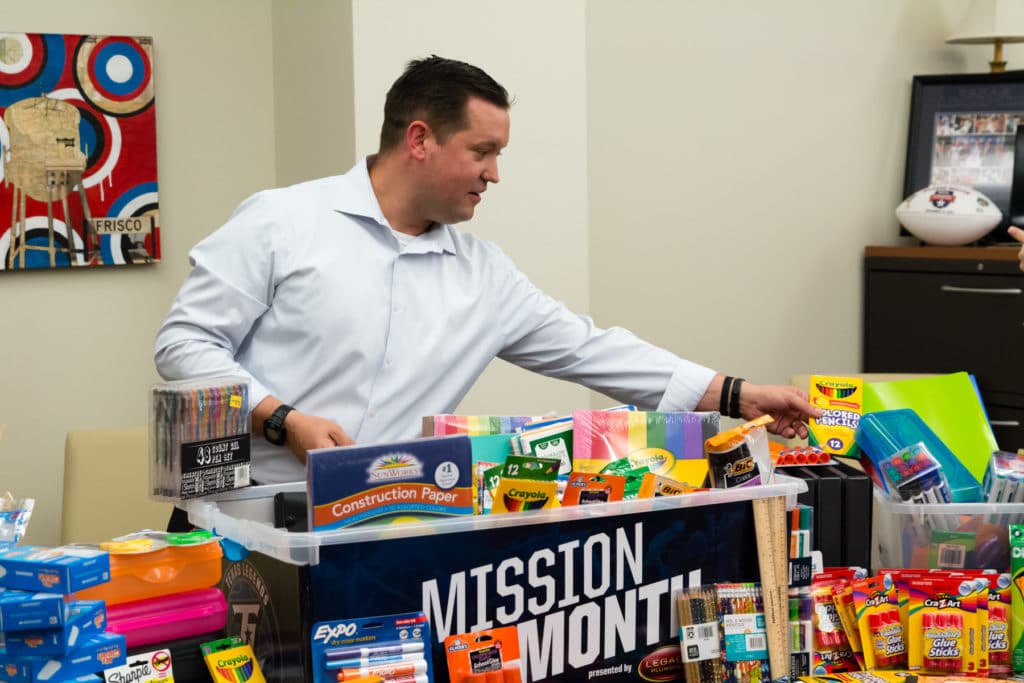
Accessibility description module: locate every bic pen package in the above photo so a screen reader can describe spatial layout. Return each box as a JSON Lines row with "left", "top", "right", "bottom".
{"left": 150, "top": 376, "right": 252, "bottom": 501}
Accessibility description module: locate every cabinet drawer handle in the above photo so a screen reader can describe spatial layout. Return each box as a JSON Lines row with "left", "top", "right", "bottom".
{"left": 991, "top": 420, "right": 1021, "bottom": 427}
{"left": 940, "top": 285, "right": 1022, "bottom": 295}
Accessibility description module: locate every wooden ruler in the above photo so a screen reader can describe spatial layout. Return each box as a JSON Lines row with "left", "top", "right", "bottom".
{"left": 752, "top": 495, "right": 789, "bottom": 680}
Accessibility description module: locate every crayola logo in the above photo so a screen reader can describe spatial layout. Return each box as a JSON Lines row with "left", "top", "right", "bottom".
{"left": 216, "top": 654, "right": 257, "bottom": 683}
{"left": 629, "top": 448, "right": 675, "bottom": 475}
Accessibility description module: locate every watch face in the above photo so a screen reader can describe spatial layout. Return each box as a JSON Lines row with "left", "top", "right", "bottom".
{"left": 264, "top": 422, "right": 285, "bottom": 445}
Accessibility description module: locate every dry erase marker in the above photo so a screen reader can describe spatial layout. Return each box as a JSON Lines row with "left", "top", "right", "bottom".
{"left": 325, "top": 653, "right": 423, "bottom": 670}
{"left": 326, "top": 642, "right": 425, "bottom": 661}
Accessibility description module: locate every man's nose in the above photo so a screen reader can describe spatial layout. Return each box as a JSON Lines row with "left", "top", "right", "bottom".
{"left": 483, "top": 158, "right": 499, "bottom": 184}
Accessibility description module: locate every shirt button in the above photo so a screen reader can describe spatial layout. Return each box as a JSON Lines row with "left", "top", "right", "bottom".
{"left": 385, "top": 357, "right": 392, "bottom": 366}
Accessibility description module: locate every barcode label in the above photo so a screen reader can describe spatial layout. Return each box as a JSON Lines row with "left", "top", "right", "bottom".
{"left": 723, "top": 613, "right": 768, "bottom": 661}
{"left": 937, "top": 543, "right": 966, "bottom": 569}
{"left": 680, "top": 620, "right": 720, "bottom": 662}
{"left": 234, "top": 463, "right": 251, "bottom": 488}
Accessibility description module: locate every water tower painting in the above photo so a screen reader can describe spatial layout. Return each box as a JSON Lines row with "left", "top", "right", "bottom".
{"left": 0, "top": 32, "right": 158, "bottom": 270}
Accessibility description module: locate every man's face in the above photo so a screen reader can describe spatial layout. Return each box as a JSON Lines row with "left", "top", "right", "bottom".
{"left": 421, "top": 97, "right": 510, "bottom": 224}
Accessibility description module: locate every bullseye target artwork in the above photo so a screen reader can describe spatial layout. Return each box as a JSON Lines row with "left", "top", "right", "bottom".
{"left": 0, "top": 32, "right": 159, "bottom": 270}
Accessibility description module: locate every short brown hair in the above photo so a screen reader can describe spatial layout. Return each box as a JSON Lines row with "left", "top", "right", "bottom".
{"left": 379, "top": 56, "right": 510, "bottom": 151}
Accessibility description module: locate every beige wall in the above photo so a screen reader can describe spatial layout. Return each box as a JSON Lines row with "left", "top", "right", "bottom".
{"left": 0, "top": 0, "right": 281, "bottom": 545}
{"left": 2, "top": 1, "right": 1021, "bottom": 545}
{"left": 586, "top": 0, "right": 1023, "bottom": 412}
{"left": 272, "top": 0, "right": 355, "bottom": 186}
{"left": 351, "top": 0, "right": 592, "bottom": 416}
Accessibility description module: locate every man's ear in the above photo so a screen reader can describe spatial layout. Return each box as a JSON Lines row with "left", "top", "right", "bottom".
{"left": 406, "top": 120, "right": 431, "bottom": 161}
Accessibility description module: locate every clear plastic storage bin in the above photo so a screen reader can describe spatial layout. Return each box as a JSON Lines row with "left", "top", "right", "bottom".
{"left": 872, "top": 489, "right": 1024, "bottom": 572}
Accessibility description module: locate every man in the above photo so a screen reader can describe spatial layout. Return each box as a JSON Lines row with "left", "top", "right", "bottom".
{"left": 1010, "top": 226, "right": 1024, "bottom": 271}
{"left": 155, "top": 56, "right": 820, "bottom": 488}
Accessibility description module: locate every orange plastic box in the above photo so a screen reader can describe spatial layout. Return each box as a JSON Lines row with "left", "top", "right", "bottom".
{"left": 76, "top": 542, "right": 222, "bottom": 606}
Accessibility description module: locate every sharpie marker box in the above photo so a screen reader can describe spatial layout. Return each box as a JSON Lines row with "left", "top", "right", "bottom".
{"left": 0, "top": 631, "right": 126, "bottom": 682}
{"left": 0, "top": 546, "right": 110, "bottom": 593}
{"left": 3, "top": 600, "right": 106, "bottom": 658}
{"left": 0, "top": 589, "right": 67, "bottom": 631}
{"left": 307, "top": 435, "right": 473, "bottom": 530}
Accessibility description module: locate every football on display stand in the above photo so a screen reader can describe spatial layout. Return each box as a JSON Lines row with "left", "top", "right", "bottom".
{"left": 895, "top": 184, "right": 1002, "bottom": 246}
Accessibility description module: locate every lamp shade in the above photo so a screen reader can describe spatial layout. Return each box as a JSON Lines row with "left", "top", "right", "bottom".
{"left": 947, "top": 0, "right": 1024, "bottom": 44}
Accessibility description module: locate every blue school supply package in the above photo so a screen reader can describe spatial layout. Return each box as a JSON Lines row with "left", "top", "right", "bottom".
{"left": 307, "top": 435, "right": 473, "bottom": 530}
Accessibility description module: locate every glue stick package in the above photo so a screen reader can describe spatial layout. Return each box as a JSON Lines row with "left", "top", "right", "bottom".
{"left": 852, "top": 574, "right": 906, "bottom": 670}
{"left": 810, "top": 579, "right": 860, "bottom": 673}
{"left": 990, "top": 573, "right": 1012, "bottom": 676}
{"left": 907, "top": 577, "right": 979, "bottom": 675}
{"left": 704, "top": 415, "right": 773, "bottom": 489}
{"left": 444, "top": 625, "right": 521, "bottom": 683}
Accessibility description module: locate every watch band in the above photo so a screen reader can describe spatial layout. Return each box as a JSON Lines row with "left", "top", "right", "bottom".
{"left": 263, "top": 403, "right": 294, "bottom": 446}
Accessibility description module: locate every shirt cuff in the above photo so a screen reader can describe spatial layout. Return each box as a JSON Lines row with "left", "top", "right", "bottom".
{"left": 656, "top": 360, "right": 717, "bottom": 412}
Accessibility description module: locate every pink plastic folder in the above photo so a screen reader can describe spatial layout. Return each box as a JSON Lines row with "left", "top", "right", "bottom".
{"left": 105, "top": 587, "right": 226, "bottom": 648}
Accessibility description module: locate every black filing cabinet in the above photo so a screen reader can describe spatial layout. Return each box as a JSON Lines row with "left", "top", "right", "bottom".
{"left": 863, "top": 246, "right": 1024, "bottom": 450}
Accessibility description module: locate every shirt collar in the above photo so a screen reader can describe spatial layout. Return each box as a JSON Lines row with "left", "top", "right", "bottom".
{"left": 333, "top": 156, "right": 457, "bottom": 255}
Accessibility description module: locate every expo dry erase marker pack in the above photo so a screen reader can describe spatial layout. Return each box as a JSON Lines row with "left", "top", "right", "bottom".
{"left": 310, "top": 611, "right": 433, "bottom": 683}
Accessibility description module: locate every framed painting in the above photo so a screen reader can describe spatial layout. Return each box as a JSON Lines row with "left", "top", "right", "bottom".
{"left": 0, "top": 32, "right": 159, "bottom": 270}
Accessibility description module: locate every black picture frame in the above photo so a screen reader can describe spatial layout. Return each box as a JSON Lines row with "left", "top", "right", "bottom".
{"left": 903, "top": 70, "right": 1024, "bottom": 244}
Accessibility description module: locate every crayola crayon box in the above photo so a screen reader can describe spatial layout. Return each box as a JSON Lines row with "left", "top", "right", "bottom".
{"left": 490, "top": 455, "right": 560, "bottom": 514}
{"left": 202, "top": 635, "right": 265, "bottom": 683}
{"left": 571, "top": 410, "right": 717, "bottom": 486}
{"left": 808, "top": 376, "right": 863, "bottom": 458}
{"left": 307, "top": 435, "right": 473, "bottom": 530}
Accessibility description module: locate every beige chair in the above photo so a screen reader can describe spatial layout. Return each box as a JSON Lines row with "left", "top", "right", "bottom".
{"left": 62, "top": 427, "right": 172, "bottom": 544}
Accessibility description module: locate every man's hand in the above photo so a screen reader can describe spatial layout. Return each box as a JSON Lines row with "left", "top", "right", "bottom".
{"left": 738, "top": 382, "right": 823, "bottom": 439}
{"left": 282, "top": 410, "right": 354, "bottom": 464}
{"left": 1009, "top": 226, "right": 1024, "bottom": 272}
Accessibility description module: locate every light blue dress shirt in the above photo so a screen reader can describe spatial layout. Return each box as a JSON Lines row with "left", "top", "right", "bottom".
{"left": 155, "top": 158, "right": 716, "bottom": 484}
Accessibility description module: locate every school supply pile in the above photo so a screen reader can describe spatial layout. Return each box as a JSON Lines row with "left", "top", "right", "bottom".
{"left": 675, "top": 583, "right": 770, "bottom": 683}
{"left": 800, "top": 566, "right": 1010, "bottom": 678}
{"left": 0, "top": 544, "right": 126, "bottom": 681}
{"left": 82, "top": 530, "right": 227, "bottom": 682}
{"left": 150, "top": 376, "right": 252, "bottom": 501}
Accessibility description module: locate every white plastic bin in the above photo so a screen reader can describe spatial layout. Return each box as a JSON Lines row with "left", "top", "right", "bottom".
{"left": 872, "top": 489, "right": 1024, "bottom": 571}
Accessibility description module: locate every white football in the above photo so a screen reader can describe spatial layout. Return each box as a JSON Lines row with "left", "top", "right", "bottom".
{"left": 895, "top": 185, "right": 1002, "bottom": 246}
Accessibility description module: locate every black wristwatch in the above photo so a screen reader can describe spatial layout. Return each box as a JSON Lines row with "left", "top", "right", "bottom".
{"left": 263, "top": 404, "right": 295, "bottom": 446}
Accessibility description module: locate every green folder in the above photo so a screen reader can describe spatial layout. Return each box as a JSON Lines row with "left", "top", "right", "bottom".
{"left": 862, "top": 372, "right": 997, "bottom": 484}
